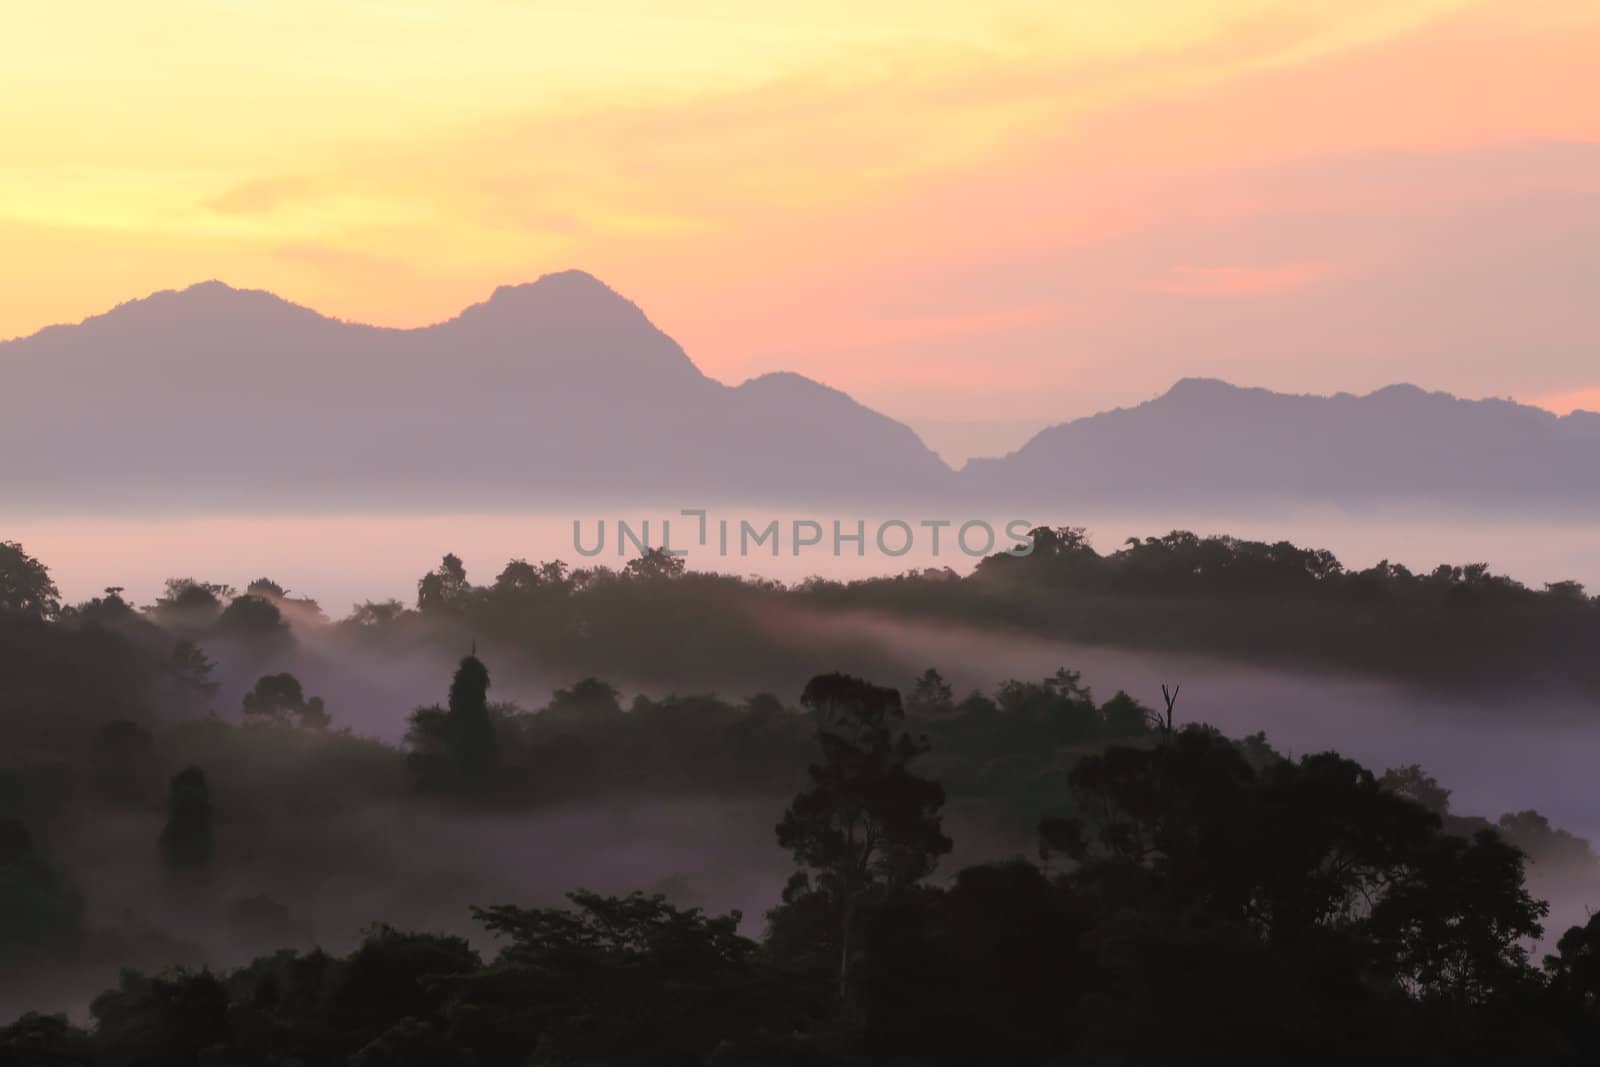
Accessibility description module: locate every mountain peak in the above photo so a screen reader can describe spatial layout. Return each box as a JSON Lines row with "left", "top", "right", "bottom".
{"left": 738, "top": 371, "right": 849, "bottom": 399}
{"left": 136, "top": 279, "right": 298, "bottom": 310}
{"left": 488, "top": 268, "right": 612, "bottom": 301}
{"left": 429, "top": 270, "right": 709, "bottom": 391}
{"left": 64, "top": 279, "right": 329, "bottom": 338}
{"left": 1367, "top": 382, "right": 1431, "bottom": 400}
{"left": 461, "top": 270, "right": 645, "bottom": 328}
{"left": 1162, "top": 377, "right": 1243, "bottom": 400}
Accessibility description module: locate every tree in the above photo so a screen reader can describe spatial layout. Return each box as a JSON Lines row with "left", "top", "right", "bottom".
{"left": 492, "top": 558, "right": 571, "bottom": 597}
{"left": 622, "top": 547, "right": 686, "bottom": 582}
{"left": 406, "top": 655, "right": 498, "bottom": 791}
{"left": 168, "top": 640, "right": 219, "bottom": 714}
{"left": 447, "top": 655, "right": 496, "bottom": 779}
{"left": 542, "top": 677, "right": 623, "bottom": 724}
{"left": 0, "top": 1013, "right": 93, "bottom": 1064}
{"left": 92, "top": 719, "right": 158, "bottom": 803}
{"left": 0, "top": 818, "right": 86, "bottom": 963}
{"left": 1040, "top": 726, "right": 1553, "bottom": 1019}
{"left": 148, "top": 578, "right": 234, "bottom": 626}
{"left": 1546, "top": 579, "right": 1589, "bottom": 602}
{"left": 0, "top": 541, "right": 60, "bottom": 619}
{"left": 776, "top": 673, "right": 952, "bottom": 1002}
{"left": 905, "top": 669, "right": 954, "bottom": 719}
{"left": 1546, "top": 912, "right": 1600, "bottom": 1053}
{"left": 242, "top": 672, "right": 330, "bottom": 730}
{"left": 159, "top": 766, "right": 215, "bottom": 877}
{"left": 468, "top": 892, "right": 780, "bottom": 1065}
{"left": 1369, "top": 827, "right": 1547, "bottom": 1002}
{"left": 70, "top": 585, "right": 137, "bottom": 626}
{"left": 246, "top": 577, "right": 288, "bottom": 599}
{"left": 347, "top": 599, "right": 409, "bottom": 627}
{"left": 417, "top": 554, "right": 471, "bottom": 614}
{"left": 1043, "top": 666, "right": 1093, "bottom": 703}
{"left": 89, "top": 967, "right": 230, "bottom": 1065}
{"left": 1380, "top": 763, "right": 1452, "bottom": 815}
{"left": 1496, "top": 809, "right": 1594, "bottom": 869}
{"left": 214, "top": 594, "right": 291, "bottom": 646}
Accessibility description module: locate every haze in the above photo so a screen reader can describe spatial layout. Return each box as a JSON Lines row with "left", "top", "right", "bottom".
{"left": 11, "top": 512, "right": 1600, "bottom": 614}
{"left": 5, "top": 1, "right": 1599, "bottom": 447}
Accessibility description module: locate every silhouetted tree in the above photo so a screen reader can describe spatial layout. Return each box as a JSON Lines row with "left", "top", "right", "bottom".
{"left": 147, "top": 578, "right": 233, "bottom": 627}
{"left": 242, "top": 672, "right": 330, "bottom": 729}
{"left": 167, "top": 639, "right": 219, "bottom": 714}
{"left": 246, "top": 577, "right": 287, "bottom": 599}
{"left": 1547, "top": 912, "right": 1600, "bottom": 1056}
{"left": 406, "top": 655, "right": 498, "bottom": 791}
{"left": 491, "top": 558, "right": 571, "bottom": 598}
{"left": 347, "top": 598, "right": 409, "bottom": 627}
{"left": 622, "top": 547, "right": 686, "bottom": 582}
{"left": 776, "top": 673, "right": 951, "bottom": 1003}
{"left": 0, "top": 818, "right": 86, "bottom": 963}
{"left": 542, "top": 677, "right": 623, "bottom": 725}
{"left": 69, "top": 585, "right": 138, "bottom": 627}
{"left": 468, "top": 891, "right": 782, "bottom": 1065}
{"left": 1381, "top": 763, "right": 1453, "bottom": 815}
{"left": 89, "top": 967, "right": 230, "bottom": 1066}
{"left": 905, "top": 668, "right": 954, "bottom": 719}
{"left": 0, "top": 1012, "right": 93, "bottom": 1063}
{"left": 92, "top": 718, "right": 158, "bottom": 804}
{"left": 0, "top": 541, "right": 59, "bottom": 619}
{"left": 1495, "top": 810, "right": 1595, "bottom": 869}
{"left": 214, "top": 594, "right": 291, "bottom": 647}
{"left": 159, "top": 767, "right": 214, "bottom": 877}
{"left": 447, "top": 655, "right": 496, "bottom": 779}
{"left": 1369, "top": 826, "right": 1546, "bottom": 1002}
{"left": 417, "top": 554, "right": 472, "bottom": 614}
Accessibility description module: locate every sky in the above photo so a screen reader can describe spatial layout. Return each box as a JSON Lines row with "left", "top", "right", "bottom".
{"left": 3, "top": 0, "right": 1597, "bottom": 462}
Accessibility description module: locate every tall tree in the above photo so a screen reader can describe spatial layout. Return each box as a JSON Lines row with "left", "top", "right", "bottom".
{"left": 406, "top": 655, "right": 498, "bottom": 791}
{"left": 776, "top": 673, "right": 951, "bottom": 1002}
{"left": 447, "top": 654, "right": 497, "bottom": 780}
{"left": 159, "top": 766, "right": 215, "bottom": 877}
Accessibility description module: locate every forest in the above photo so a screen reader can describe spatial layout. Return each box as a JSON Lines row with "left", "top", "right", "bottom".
{"left": 361, "top": 525, "right": 1600, "bottom": 697}
{"left": 3, "top": 532, "right": 1600, "bottom": 1065}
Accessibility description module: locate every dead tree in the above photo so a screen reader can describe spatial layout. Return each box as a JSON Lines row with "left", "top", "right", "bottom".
{"left": 1150, "top": 683, "right": 1179, "bottom": 740}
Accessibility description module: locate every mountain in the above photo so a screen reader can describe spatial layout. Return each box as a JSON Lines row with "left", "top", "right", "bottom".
{"left": 1, "top": 272, "right": 953, "bottom": 513}
{"left": 7, "top": 277, "right": 1598, "bottom": 517}
{"left": 963, "top": 378, "right": 1600, "bottom": 513}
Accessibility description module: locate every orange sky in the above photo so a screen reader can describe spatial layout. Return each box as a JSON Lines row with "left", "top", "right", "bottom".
{"left": 3, "top": 0, "right": 1598, "bottom": 459}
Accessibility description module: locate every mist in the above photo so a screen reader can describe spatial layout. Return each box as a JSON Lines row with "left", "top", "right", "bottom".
{"left": 13, "top": 509, "right": 1600, "bottom": 612}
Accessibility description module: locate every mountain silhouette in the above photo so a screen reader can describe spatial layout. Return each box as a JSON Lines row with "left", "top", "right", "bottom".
{"left": 963, "top": 378, "right": 1600, "bottom": 513}
{"left": 5, "top": 277, "right": 1598, "bottom": 516}
{"left": 2, "top": 271, "right": 952, "bottom": 512}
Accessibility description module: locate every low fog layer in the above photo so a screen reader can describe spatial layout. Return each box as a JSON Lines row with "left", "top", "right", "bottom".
{"left": 15, "top": 511, "right": 1600, "bottom": 612}
{"left": 222, "top": 600, "right": 1600, "bottom": 842}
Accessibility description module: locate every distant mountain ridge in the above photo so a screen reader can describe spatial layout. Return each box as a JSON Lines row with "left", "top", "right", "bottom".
{"left": 2, "top": 271, "right": 951, "bottom": 512}
{"left": 964, "top": 378, "right": 1600, "bottom": 512}
{"left": 4, "top": 274, "right": 1598, "bottom": 515}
